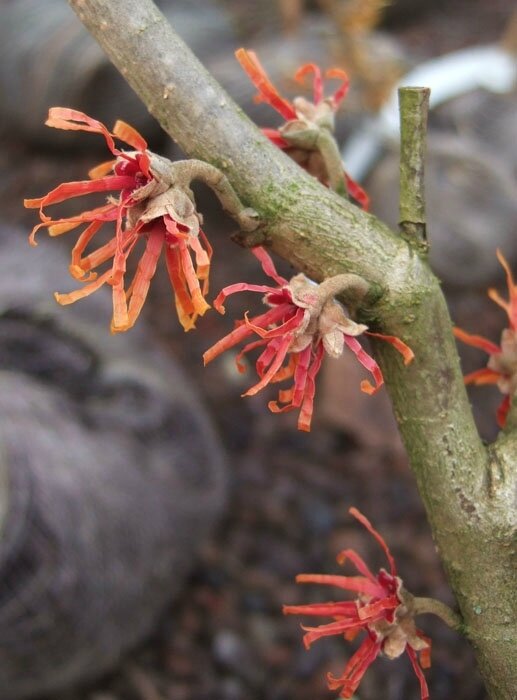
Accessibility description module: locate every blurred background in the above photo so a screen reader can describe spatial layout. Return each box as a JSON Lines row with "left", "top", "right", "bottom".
{"left": 0, "top": 1, "right": 515, "bottom": 699}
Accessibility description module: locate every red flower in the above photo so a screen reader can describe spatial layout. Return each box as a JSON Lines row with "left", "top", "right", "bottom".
{"left": 236, "top": 48, "right": 369, "bottom": 209}
{"left": 203, "top": 247, "right": 413, "bottom": 431}
{"left": 25, "top": 108, "right": 212, "bottom": 332}
{"left": 454, "top": 249, "right": 517, "bottom": 427}
{"left": 283, "top": 507, "right": 431, "bottom": 699}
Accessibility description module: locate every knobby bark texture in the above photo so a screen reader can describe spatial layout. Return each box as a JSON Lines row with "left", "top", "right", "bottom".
{"left": 65, "top": 1, "right": 516, "bottom": 696}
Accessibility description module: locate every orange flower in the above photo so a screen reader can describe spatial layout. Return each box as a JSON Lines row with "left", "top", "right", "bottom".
{"left": 25, "top": 108, "right": 212, "bottom": 332}
{"left": 454, "top": 249, "right": 517, "bottom": 427}
{"left": 203, "top": 248, "right": 413, "bottom": 431}
{"left": 236, "top": 48, "right": 369, "bottom": 209}
{"left": 284, "top": 507, "right": 431, "bottom": 699}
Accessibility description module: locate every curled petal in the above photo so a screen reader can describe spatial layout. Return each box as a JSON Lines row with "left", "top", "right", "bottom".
{"left": 268, "top": 345, "right": 311, "bottom": 414}
{"left": 270, "top": 353, "right": 297, "bottom": 383}
{"left": 294, "top": 63, "right": 323, "bottom": 105}
{"left": 349, "top": 507, "right": 397, "bottom": 577}
{"left": 55, "top": 268, "right": 113, "bottom": 305}
{"left": 366, "top": 331, "right": 415, "bottom": 365}
{"left": 72, "top": 234, "right": 116, "bottom": 280}
{"left": 343, "top": 335, "right": 384, "bottom": 395}
{"left": 235, "top": 338, "right": 269, "bottom": 373}
{"left": 244, "top": 306, "right": 303, "bottom": 339}
{"left": 325, "top": 67, "right": 350, "bottom": 107}
{"left": 112, "top": 119, "right": 148, "bottom": 151}
{"left": 45, "top": 107, "right": 120, "bottom": 155}
{"left": 28, "top": 202, "right": 117, "bottom": 246}
{"left": 251, "top": 246, "right": 289, "bottom": 286}
{"left": 235, "top": 48, "right": 297, "bottom": 121}
{"left": 243, "top": 334, "right": 292, "bottom": 397}
{"left": 212, "top": 282, "right": 281, "bottom": 314}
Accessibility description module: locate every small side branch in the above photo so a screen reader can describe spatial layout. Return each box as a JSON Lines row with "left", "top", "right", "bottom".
{"left": 412, "top": 596, "right": 464, "bottom": 633}
{"left": 171, "top": 159, "right": 261, "bottom": 232}
{"left": 398, "top": 87, "right": 430, "bottom": 250}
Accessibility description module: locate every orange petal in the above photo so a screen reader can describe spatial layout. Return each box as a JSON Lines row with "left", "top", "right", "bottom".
{"left": 294, "top": 63, "right": 323, "bottom": 104}
{"left": 25, "top": 175, "right": 134, "bottom": 209}
{"left": 89, "top": 160, "right": 117, "bottom": 179}
{"left": 325, "top": 67, "right": 350, "bottom": 106}
{"left": 110, "top": 277, "right": 130, "bottom": 333}
{"left": 45, "top": 107, "right": 120, "bottom": 156}
{"left": 243, "top": 336, "right": 292, "bottom": 397}
{"left": 178, "top": 239, "right": 210, "bottom": 317}
{"left": 235, "top": 48, "right": 297, "bottom": 121}
{"left": 124, "top": 229, "right": 164, "bottom": 330}
{"left": 54, "top": 268, "right": 113, "bottom": 305}
{"left": 349, "top": 507, "right": 397, "bottom": 576}
{"left": 366, "top": 331, "right": 414, "bottom": 365}
{"left": 113, "top": 119, "right": 148, "bottom": 151}
{"left": 463, "top": 368, "right": 501, "bottom": 386}
{"left": 453, "top": 327, "right": 500, "bottom": 355}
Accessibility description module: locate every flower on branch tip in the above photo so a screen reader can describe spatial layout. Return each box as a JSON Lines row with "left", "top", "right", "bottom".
{"left": 236, "top": 48, "right": 369, "bottom": 209}
{"left": 24, "top": 108, "right": 212, "bottom": 333}
{"left": 203, "top": 247, "right": 413, "bottom": 432}
{"left": 283, "top": 507, "right": 431, "bottom": 700}
{"left": 453, "top": 249, "right": 517, "bottom": 427}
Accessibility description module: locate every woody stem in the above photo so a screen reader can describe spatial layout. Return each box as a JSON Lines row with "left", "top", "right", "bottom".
{"left": 171, "top": 160, "right": 260, "bottom": 232}
{"left": 412, "top": 596, "right": 464, "bottom": 632}
{"left": 398, "top": 87, "right": 430, "bottom": 248}
{"left": 315, "top": 273, "right": 370, "bottom": 312}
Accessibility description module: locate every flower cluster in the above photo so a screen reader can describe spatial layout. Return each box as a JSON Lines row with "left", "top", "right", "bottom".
{"left": 284, "top": 507, "right": 431, "bottom": 699}
{"left": 203, "top": 247, "right": 413, "bottom": 431}
{"left": 25, "top": 108, "right": 212, "bottom": 332}
{"left": 25, "top": 54, "right": 409, "bottom": 433}
{"left": 454, "top": 249, "right": 517, "bottom": 427}
{"left": 236, "top": 48, "right": 369, "bottom": 209}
